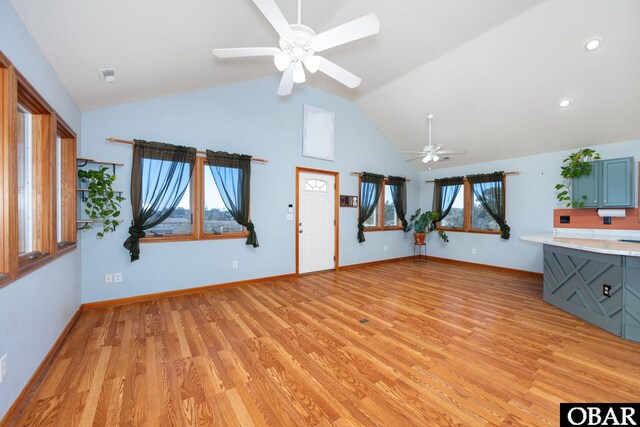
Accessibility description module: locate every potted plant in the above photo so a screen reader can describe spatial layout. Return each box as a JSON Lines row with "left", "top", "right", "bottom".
{"left": 555, "top": 148, "right": 600, "bottom": 207}
{"left": 78, "top": 167, "right": 126, "bottom": 238}
{"left": 408, "top": 208, "right": 449, "bottom": 244}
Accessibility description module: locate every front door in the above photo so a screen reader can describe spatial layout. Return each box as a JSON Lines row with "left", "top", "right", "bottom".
{"left": 297, "top": 170, "right": 337, "bottom": 274}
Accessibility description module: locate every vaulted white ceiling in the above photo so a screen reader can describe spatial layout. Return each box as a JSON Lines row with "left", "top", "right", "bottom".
{"left": 9, "top": 0, "right": 640, "bottom": 168}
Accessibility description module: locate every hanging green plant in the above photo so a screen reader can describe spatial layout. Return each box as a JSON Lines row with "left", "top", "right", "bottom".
{"left": 555, "top": 148, "right": 600, "bottom": 207}
{"left": 78, "top": 167, "right": 125, "bottom": 238}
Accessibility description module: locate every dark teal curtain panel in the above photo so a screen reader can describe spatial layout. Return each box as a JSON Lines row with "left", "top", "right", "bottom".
{"left": 123, "top": 139, "right": 196, "bottom": 262}
{"left": 206, "top": 150, "right": 258, "bottom": 247}
{"left": 433, "top": 176, "right": 464, "bottom": 221}
{"left": 467, "top": 172, "right": 510, "bottom": 239}
{"left": 387, "top": 175, "right": 409, "bottom": 231}
{"left": 357, "top": 172, "right": 384, "bottom": 243}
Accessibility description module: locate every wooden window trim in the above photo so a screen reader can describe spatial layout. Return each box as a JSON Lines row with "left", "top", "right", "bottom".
{"left": 0, "top": 50, "right": 79, "bottom": 286}
{"left": 437, "top": 177, "right": 505, "bottom": 235}
{"left": 16, "top": 79, "right": 56, "bottom": 272}
{"left": 0, "top": 56, "right": 16, "bottom": 284}
{"left": 362, "top": 178, "right": 403, "bottom": 232}
{"left": 57, "top": 118, "right": 77, "bottom": 247}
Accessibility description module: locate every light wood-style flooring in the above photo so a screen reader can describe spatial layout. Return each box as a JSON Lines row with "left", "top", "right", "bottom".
{"left": 10, "top": 260, "right": 640, "bottom": 426}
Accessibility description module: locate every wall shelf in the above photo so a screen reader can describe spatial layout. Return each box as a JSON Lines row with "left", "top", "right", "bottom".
{"left": 76, "top": 188, "right": 124, "bottom": 202}
{"left": 76, "top": 219, "right": 123, "bottom": 231}
{"left": 77, "top": 157, "right": 125, "bottom": 232}
{"left": 77, "top": 157, "right": 124, "bottom": 174}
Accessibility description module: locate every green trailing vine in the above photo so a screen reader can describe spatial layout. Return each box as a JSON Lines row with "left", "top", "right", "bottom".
{"left": 77, "top": 167, "right": 125, "bottom": 238}
{"left": 555, "top": 148, "right": 600, "bottom": 208}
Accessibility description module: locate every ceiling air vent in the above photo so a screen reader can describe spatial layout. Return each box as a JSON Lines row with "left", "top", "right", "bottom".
{"left": 98, "top": 68, "right": 117, "bottom": 84}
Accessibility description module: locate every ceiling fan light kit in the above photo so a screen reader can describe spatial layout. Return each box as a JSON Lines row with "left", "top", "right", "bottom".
{"left": 212, "top": 0, "right": 380, "bottom": 96}
{"left": 405, "top": 114, "right": 467, "bottom": 165}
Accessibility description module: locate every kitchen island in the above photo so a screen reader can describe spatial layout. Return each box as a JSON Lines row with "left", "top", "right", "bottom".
{"left": 522, "top": 230, "right": 640, "bottom": 343}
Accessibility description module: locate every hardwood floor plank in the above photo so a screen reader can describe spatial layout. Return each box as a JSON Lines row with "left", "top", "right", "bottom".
{"left": 10, "top": 260, "right": 640, "bottom": 426}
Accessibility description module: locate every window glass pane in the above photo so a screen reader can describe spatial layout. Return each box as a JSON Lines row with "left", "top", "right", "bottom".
{"left": 383, "top": 185, "right": 398, "bottom": 227}
{"left": 472, "top": 184, "right": 500, "bottom": 231}
{"left": 56, "top": 136, "right": 62, "bottom": 242}
{"left": 361, "top": 181, "right": 378, "bottom": 228}
{"left": 142, "top": 157, "right": 193, "bottom": 237}
{"left": 17, "top": 106, "right": 33, "bottom": 254}
{"left": 147, "top": 187, "right": 191, "bottom": 236}
{"left": 440, "top": 188, "right": 464, "bottom": 229}
{"left": 363, "top": 209, "right": 377, "bottom": 227}
{"left": 204, "top": 167, "right": 243, "bottom": 234}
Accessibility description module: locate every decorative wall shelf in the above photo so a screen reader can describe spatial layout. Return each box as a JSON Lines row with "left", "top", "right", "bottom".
{"left": 76, "top": 219, "right": 123, "bottom": 231}
{"left": 77, "top": 157, "right": 124, "bottom": 174}
{"left": 76, "top": 188, "right": 124, "bottom": 202}
{"left": 77, "top": 156, "right": 125, "bottom": 233}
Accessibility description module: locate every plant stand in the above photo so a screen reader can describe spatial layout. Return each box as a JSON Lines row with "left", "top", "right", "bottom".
{"left": 413, "top": 243, "right": 426, "bottom": 262}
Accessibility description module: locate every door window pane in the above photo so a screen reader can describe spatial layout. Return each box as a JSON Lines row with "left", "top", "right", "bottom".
{"left": 305, "top": 179, "right": 327, "bottom": 192}
{"left": 440, "top": 189, "right": 464, "bottom": 229}
{"left": 203, "top": 167, "right": 243, "bottom": 234}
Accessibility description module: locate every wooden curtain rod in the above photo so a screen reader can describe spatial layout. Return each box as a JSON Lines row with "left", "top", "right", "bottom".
{"left": 106, "top": 138, "right": 269, "bottom": 163}
{"left": 424, "top": 171, "right": 520, "bottom": 183}
{"left": 350, "top": 172, "right": 411, "bottom": 182}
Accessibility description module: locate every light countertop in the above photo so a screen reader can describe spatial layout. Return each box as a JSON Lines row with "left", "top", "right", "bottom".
{"left": 520, "top": 229, "right": 640, "bottom": 257}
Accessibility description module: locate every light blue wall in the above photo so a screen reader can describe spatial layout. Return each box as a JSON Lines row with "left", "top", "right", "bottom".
{"left": 421, "top": 139, "right": 640, "bottom": 273}
{"left": 80, "top": 77, "right": 420, "bottom": 303}
{"left": 0, "top": 0, "right": 82, "bottom": 420}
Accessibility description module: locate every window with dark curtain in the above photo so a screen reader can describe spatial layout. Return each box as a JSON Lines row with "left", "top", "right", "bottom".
{"left": 432, "top": 176, "right": 464, "bottom": 221}
{"left": 123, "top": 140, "right": 196, "bottom": 262}
{"left": 467, "top": 172, "right": 510, "bottom": 239}
{"left": 205, "top": 150, "right": 258, "bottom": 248}
{"left": 358, "top": 172, "right": 385, "bottom": 242}
{"left": 387, "top": 176, "right": 409, "bottom": 231}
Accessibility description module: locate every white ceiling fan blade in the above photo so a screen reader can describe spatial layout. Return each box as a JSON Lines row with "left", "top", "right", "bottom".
{"left": 314, "top": 13, "right": 381, "bottom": 52}
{"left": 406, "top": 155, "right": 426, "bottom": 161}
{"left": 212, "top": 47, "right": 281, "bottom": 58}
{"left": 402, "top": 151, "right": 427, "bottom": 155}
{"left": 316, "top": 57, "right": 361, "bottom": 88}
{"left": 278, "top": 65, "right": 294, "bottom": 96}
{"left": 252, "top": 0, "right": 293, "bottom": 40}
{"left": 437, "top": 149, "right": 467, "bottom": 155}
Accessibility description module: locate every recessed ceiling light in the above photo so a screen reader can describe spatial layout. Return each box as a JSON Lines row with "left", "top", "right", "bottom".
{"left": 583, "top": 36, "right": 604, "bottom": 52}
{"left": 558, "top": 98, "right": 574, "bottom": 108}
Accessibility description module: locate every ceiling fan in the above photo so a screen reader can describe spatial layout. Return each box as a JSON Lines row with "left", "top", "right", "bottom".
{"left": 212, "top": 0, "right": 380, "bottom": 96}
{"left": 403, "top": 114, "right": 467, "bottom": 164}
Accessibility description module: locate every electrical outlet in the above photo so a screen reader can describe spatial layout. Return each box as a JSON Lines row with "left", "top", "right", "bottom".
{"left": 0, "top": 354, "right": 7, "bottom": 383}
{"left": 105, "top": 273, "right": 113, "bottom": 284}
{"left": 232, "top": 261, "right": 238, "bottom": 269}
{"left": 471, "top": 249, "right": 477, "bottom": 255}
{"left": 114, "top": 273, "right": 122, "bottom": 283}
{"left": 603, "top": 284, "right": 611, "bottom": 297}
